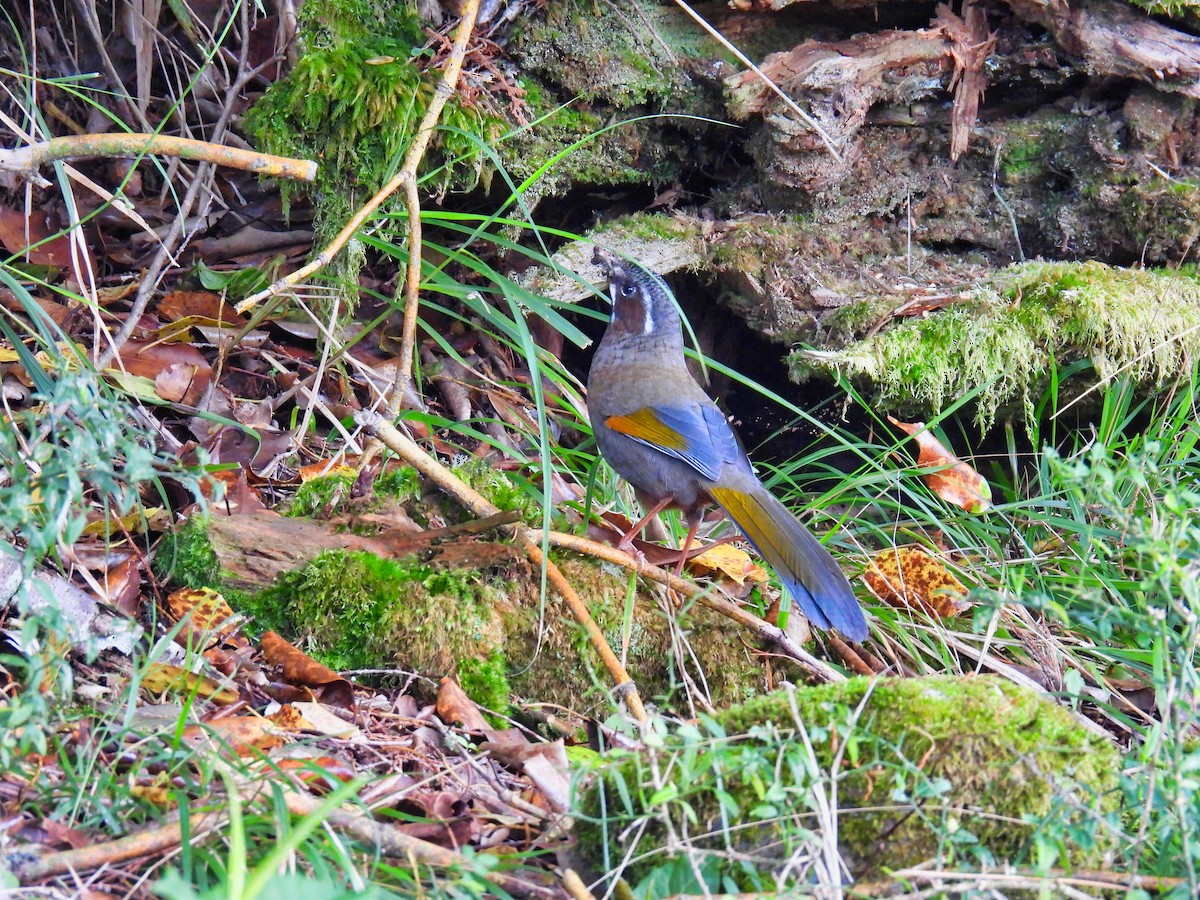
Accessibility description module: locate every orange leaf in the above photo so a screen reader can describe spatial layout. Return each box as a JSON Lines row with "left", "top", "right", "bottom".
{"left": 107, "top": 339, "right": 212, "bottom": 406}
{"left": 889, "top": 416, "right": 992, "bottom": 512}
{"left": 436, "top": 676, "right": 492, "bottom": 734}
{"left": 140, "top": 661, "right": 240, "bottom": 705}
{"left": 158, "top": 290, "right": 247, "bottom": 328}
{"left": 180, "top": 715, "right": 282, "bottom": 757}
{"left": 261, "top": 631, "right": 355, "bottom": 709}
{"left": 688, "top": 543, "right": 768, "bottom": 585}
{"left": 166, "top": 587, "right": 243, "bottom": 648}
{"left": 863, "top": 546, "right": 972, "bottom": 618}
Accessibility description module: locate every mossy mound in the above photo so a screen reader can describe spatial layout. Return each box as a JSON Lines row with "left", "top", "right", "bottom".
{"left": 504, "top": 0, "right": 728, "bottom": 201}
{"left": 246, "top": 549, "right": 510, "bottom": 701}
{"left": 506, "top": 556, "right": 769, "bottom": 712}
{"left": 224, "top": 538, "right": 770, "bottom": 716}
{"left": 791, "top": 261, "right": 1200, "bottom": 428}
{"left": 576, "top": 675, "right": 1119, "bottom": 891}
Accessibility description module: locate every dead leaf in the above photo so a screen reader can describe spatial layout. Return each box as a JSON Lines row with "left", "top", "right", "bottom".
{"left": 889, "top": 416, "right": 992, "bottom": 512}
{"left": 158, "top": 290, "right": 247, "bottom": 328}
{"left": 107, "top": 340, "right": 213, "bottom": 406}
{"left": 863, "top": 546, "right": 972, "bottom": 618}
{"left": 0, "top": 205, "right": 93, "bottom": 285}
{"left": 166, "top": 587, "right": 244, "bottom": 648}
{"left": 273, "top": 753, "right": 358, "bottom": 792}
{"left": 179, "top": 715, "right": 283, "bottom": 757}
{"left": 689, "top": 543, "right": 768, "bottom": 586}
{"left": 80, "top": 507, "right": 165, "bottom": 537}
{"left": 261, "top": 631, "right": 355, "bottom": 709}
{"left": 436, "top": 676, "right": 492, "bottom": 734}
{"left": 129, "top": 772, "right": 176, "bottom": 807}
{"left": 140, "top": 662, "right": 240, "bottom": 705}
{"left": 271, "top": 701, "right": 362, "bottom": 741}
{"left": 298, "top": 460, "right": 357, "bottom": 482}
{"left": 98, "top": 556, "right": 143, "bottom": 615}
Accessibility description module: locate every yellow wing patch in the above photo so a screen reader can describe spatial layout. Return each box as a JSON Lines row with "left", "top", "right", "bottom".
{"left": 605, "top": 408, "right": 688, "bottom": 451}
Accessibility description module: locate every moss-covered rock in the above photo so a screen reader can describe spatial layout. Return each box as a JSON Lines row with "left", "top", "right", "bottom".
{"left": 790, "top": 261, "right": 1200, "bottom": 428}
{"left": 576, "top": 675, "right": 1119, "bottom": 891}
{"left": 175, "top": 518, "right": 774, "bottom": 716}
{"left": 503, "top": 0, "right": 729, "bottom": 201}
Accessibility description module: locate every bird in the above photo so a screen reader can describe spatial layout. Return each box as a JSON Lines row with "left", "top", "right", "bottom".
{"left": 585, "top": 248, "right": 868, "bottom": 642}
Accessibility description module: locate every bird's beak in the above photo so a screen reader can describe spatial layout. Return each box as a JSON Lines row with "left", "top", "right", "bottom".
{"left": 593, "top": 248, "right": 619, "bottom": 304}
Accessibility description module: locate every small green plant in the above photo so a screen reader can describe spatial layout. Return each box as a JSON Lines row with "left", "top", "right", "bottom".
{"left": 0, "top": 369, "right": 205, "bottom": 565}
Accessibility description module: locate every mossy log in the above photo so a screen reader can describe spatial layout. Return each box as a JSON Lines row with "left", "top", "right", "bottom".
{"left": 576, "top": 675, "right": 1119, "bottom": 889}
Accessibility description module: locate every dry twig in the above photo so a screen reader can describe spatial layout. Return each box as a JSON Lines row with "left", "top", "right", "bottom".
{"left": 546, "top": 531, "right": 848, "bottom": 685}
{"left": 0, "top": 133, "right": 316, "bottom": 188}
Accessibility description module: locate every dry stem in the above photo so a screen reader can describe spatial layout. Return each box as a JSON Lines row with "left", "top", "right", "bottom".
{"left": 0, "top": 133, "right": 316, "bottom": 187}
{"left": 546, "top": 531, "right": 848, "bottom": 685}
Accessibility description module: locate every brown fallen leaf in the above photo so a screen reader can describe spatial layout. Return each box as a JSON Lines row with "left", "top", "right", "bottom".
{"left": 436, "top": 676, "right": 492, "bottom": 734}
{"left": 180, "top": 714, "right": 283, "bottom": 757}
{"left": 298, "top": 460, "right": 357, "bottom": 482}
{"left": 166, "top": 587, "right": 244, "bottom": 649}
{"left": 261, "top": 631, "right": 355, "bottom": 709}
{"left": 889, "top": 416, "right": 992, "bottom": 513}
{"left": 107, "top": 339, "right": 213, "bottom": 406}
{"left": 689, "top": 543, "right": 768, "bottom": 586}
{"left": 0, "top": 204, "right": 95, "bottom": 286}
{"left": 273, "top": 754, "right": 358, "bottom": 793}
{"left": 98, "top": 556, "right": 143, "bottom": 615}
{"left": 129, "top": 772, "right": 176, "bottom": 808}
{"left": 863, "top": 546, "right": 972, "bottom": 618}
{"left": 158, "top": 290, "right": 248, "bottom": 328}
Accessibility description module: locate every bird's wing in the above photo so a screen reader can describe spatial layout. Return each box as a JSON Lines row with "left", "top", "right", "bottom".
{"left": 604, "top": 403, "right": 742, "bottom": 483}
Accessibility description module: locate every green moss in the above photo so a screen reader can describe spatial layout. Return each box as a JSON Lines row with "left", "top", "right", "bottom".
{"left": 578, "top": 676, "right": 1119, "bottom": 888}
{"left": 285, "top": 466, "right": 422, "bottom": 520}
{"left": 244, "top": 0, "right": 505, "bottom": 248}
{"left": 287, "top": 474, "right": 356, "bottom": 519}
{"left": 245, "top": 549, "right": 510, "bottom": 708}
{"left": 513, "top": 0, "right": 676, "bottom": 108}
{"left": 1117, "top": 177, "right": 1200, "bottom": 261}
{"left": 154, "top": 515, "right": 221, "bottom": 589}
{"left": 504, "top": 0, "right": 729, "bottom": 198}
{"left": 504, "top": 556, "right": 769, "bottom": 712}
{"left": 457, "top": 650, "right": 512, "bottom": 718}
{"left": 376, "top": 465, "right": 422, "bottom": 502}
{"left": 791, "top": 261, "right": 1200, "bottom": 428}
{"left": 452, "top": 460, "right": 540, "bottom": 525}
{"left": 1125, "top": 0, "right": 1200, "bottom": 22}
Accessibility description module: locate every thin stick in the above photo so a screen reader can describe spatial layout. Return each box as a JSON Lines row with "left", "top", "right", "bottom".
{"left": 0, "top": 133, "right": 316, "bottom": 184}
{"left": 12, "top": 786, "right": 555, "bottom": 899}
{"left": 11, "top": 809, "right": 228, "bottom": 881}
{"left": 235, "top": 0, "right": 482, "bottom": 317}
{"left": 354, "top": 410, "right": 649, "bottom": 724}
{"left": 280, "top": 789, "right": 556, "bottom": 899}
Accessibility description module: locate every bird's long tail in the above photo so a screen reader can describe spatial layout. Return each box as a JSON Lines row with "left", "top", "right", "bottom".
{"left": 708, "top": 484, "right": 868, "bottom": 641}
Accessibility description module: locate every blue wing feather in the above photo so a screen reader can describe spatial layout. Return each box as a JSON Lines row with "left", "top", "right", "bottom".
{"left": 623, "top": 404, "right": 743, "bottom": 483}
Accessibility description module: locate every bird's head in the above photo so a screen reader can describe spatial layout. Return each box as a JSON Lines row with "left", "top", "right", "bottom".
{"left": 593, "top": 248, "right": 681, "bottom": 343}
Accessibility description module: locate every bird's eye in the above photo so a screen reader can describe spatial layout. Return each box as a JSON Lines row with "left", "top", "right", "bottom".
{"left": 620, "top": 283, "right": 637, "bottom": 298}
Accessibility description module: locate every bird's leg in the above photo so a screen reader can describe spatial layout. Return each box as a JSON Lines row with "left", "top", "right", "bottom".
{"left": 618, "top": 494, "right": 675, "bottom": 553}
{"left": 667, "top": 511, "right": 704, "bottom": 608}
